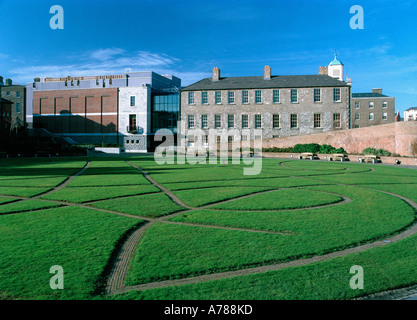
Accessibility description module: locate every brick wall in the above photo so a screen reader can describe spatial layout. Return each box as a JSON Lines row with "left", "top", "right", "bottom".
{"left": 263, "top": 121, "right": 417, "bottom": 157}
{"left": 33, "top": 88, "right": 118, "bottom": 134}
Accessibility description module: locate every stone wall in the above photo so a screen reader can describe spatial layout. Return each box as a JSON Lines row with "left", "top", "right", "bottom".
{"left": 263, "top": 121, "right": 417, "bottom": 157}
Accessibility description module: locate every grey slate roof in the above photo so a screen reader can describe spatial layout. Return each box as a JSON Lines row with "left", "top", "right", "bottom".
{"left": 406, "top": 107, "right": 417, "bottom": 111}
{"left": 181, "top": 75, "right": 348, "bottom": 91}
{"left": 352, "top": 93, "right": 389, "bottom": 98}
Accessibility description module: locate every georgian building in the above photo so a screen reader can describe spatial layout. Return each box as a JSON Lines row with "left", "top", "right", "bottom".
{"left": 404, "top": 107, "right": 417, "bottom": 121}
{"left": 351, "top": 89, "right": 395, "bottom": 128}
{"left": 180, "top": 55, "right": 351, "bottom": 144}
{"left": 0, "top": 77, "right": 26, "bottom": 133}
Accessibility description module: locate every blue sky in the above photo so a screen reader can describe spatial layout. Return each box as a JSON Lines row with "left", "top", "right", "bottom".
{"left": 0, "top": 0, "right": 416, "bottom": 114}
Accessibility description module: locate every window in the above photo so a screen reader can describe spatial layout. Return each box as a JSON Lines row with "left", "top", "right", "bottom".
{"left": 355, "top": 113, "right": 360, "bottom": 120}
{"left": 242, "top": 90, "right": 249, "bottom": 104}
{"left": 188, "top": 136, "right": 195, "bottom": 147}
{"left": 273, "top": 114, "right": 280, "bottom": 128}
{"left": 128, "top": 114, "right": 137, "bottom": 133}
{"left": 130, "top": 96, "right": 135, "bottom": 106}
{"left": 291, "top": 89, "right": 298, "bottom": 103}
{"left": 382, "top": 112, "right": 388, "bottom": 120}
{"left": 16, "top": 103, "right": 20, "bottom": 114}
{"left": 254, "top": 114, "right": 262, "bottom": 128}
{"left": 215, "top": 114, "right": 221, "bottom": 128}
{"left": 354, "top": 124, "right": 360, "bottom": 128}
{"left": 188, "top": 92, "right": 195, "bottom": 104}
{"left": 203, "top": 135, "right": 208, "bottom": 145}
{"left": 369, "top": 113, "right": 374, "bottom": 121}
{"left": 290, "top": 114, "right": 298, "bottom": 128}
{"left": 255, "top": 90, "right": 262, "bottom": 103}
{"left": 228, "top": 114, "right": 234, "bottom": 128}
{"left": 215, "top": 91, "right": 221, "bottom": 104}
{"left": 6, "top": 91, "right": 10, "bottom": 96}
{"left": 242, "top": 114, "right": 248, "bottom": 128}
{"left": 369, "top": 101, "right": 374, "bottom": 109}
{"left": 382, "top": 101, "right": 387, "bottom": 108}
{"left": 273, "top": 89, "right": 280, "bottom": 103}
{"left": 333, "top": 88, "right": 341, "bottom": 102}
{"left": 314, "top": 113, "right": 322, "bottom": 128}
{"left": 201, "top": 114, "right": 208, "bottom": 128}
{"left": 16, "top": 92, "right": 21, "bottom": 98}
{"left": 355, "top": 102, "right": 360, "bottom": 109}
{"left": 333, "top": 113, "right": 341, "bottom": 128}
{"left": 201, "top": 91, "right": 208, "bottom": 104}
{"left": 314, "top": 89, "right": 321, "bottom": 102}
{"left": 228, "top": 91, "right": 235, "bottom": 104}
{"left": 188, "top": 115, "right": 195, "bottom": 128}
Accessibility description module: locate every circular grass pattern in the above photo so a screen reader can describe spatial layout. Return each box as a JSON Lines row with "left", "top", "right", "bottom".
{"left": 209, "top": 188, "right": 344, "bottom": 211}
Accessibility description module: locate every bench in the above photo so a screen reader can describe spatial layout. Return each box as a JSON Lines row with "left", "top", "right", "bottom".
{"left": 301, "top": 152, "right": 319, "bottom": 160}
{"left": 363, "top": 155, "right": 381, "bottom": 163}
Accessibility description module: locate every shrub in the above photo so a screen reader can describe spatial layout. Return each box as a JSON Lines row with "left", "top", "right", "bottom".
{"left": 293, "top": 143, "right": 320, "bottom": 154}
{"left": 319, "top": 144, "right": 336, "bottom": 154}
{"left": 263, "top": 147, "right": 294, "bottom": 153}
{"left": 332, "top": 147, "right": 347, "bottom": 154}
{"left": 362, "top": 147, "right": 391, "bottom": 156}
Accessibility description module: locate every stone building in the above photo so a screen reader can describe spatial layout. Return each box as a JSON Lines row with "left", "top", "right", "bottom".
{"left": 404, "top": 107, "right": 417, "bottom": 121}
{"left": 351, "top": 89, "right": 395, "bottom": 128}
{"left": 0, "top": 98, "right": 12, "bottom": 135}
{"left": 26, "top": 71, "right": 180, "bottom": 152}
{"left": 180, "top": 57, "right": 351, "bottom": 146}
{"left": 0, "top": 76, "right": 26, "bottom": 133}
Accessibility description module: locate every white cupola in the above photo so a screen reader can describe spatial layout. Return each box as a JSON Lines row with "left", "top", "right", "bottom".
{"left": 328, "top": 52, "right": 344, "bottom": 81}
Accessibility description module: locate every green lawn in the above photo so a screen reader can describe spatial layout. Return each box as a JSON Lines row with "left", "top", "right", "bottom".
{"left": 41, "top": 185, "right": 160, "bottom": 203}
{"left": 209, "top": 188, "right": 343, "bottom": 210}
{"left": 0, "top": 206, "right": 142, "bottom": 300}
{"left": 1, "top": 156, "right": 417, "bottom": 300}
{"left": 90, "top": 193, "right": 184, "bottom": 218}
{"left": 0, "top": 199, "right": 62, "bottom": 215}
{"left": 114, "top": 231, "right": 417, "bottom": 300}
{"left": 171, "top": 186, "right": 275, "bottom": 207}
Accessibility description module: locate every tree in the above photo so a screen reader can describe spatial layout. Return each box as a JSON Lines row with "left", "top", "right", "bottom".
{"left": 411, "top": 139, "right": 417, "bottom": 157}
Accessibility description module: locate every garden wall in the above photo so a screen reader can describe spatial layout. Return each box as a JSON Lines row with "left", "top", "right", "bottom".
{"left": 262, "top": 152, "right": 417, "bottom": 166}
{"left": 263, "top": 121, "right": 417, "bottom": 157}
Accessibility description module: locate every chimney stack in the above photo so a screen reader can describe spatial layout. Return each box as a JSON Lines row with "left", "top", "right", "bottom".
{"left": 372, "top": 88, "right": 383, "bottom": 95}
{"left": 212, "top": 67, "right": 220, "bottom": 81}
{"left": 5, "top": 78, "right": 12, "bottom": 86}
{"left": 264, "top": 65, "right": 271, "bottom": 80}
{"left": 319, "top": 66, "right": 328, "bottom": 75}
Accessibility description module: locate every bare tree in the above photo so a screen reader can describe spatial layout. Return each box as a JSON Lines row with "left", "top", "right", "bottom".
{"left": 411, "top": 139, "right": 417, "bottom": 157}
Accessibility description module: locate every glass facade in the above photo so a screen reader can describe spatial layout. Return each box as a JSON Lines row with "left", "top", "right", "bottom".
{"left": 151, "top": 92, "right": 179, "bottom": 133}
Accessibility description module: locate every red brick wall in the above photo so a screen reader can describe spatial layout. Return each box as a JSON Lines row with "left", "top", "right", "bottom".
{"left": 33, "top": 88, "right": 118, "bottom": 134}
{"left": 263, "top": 121, "right": 417, "bottom": 157}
